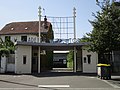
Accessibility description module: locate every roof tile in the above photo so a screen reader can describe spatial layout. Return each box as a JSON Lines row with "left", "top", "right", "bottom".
{"left": 0, "top": 21, "right": 51, "bottom": 35}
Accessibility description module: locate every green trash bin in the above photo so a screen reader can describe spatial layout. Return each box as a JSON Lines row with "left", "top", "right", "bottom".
{"left": 97, "top": 64, "right": 111, "bottom": 80}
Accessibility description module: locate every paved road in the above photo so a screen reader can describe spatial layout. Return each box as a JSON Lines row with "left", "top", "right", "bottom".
{"left": 0, "top": 72, "right": 119, "bottom": 90}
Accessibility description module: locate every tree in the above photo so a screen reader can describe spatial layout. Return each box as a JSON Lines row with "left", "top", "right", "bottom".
{"left": 67, "top": 50, "right": 73, "bottom": 68}
{"left": 83, "top": 0, "right": 120, "bottom": 63}
{"left": 0, "top": 37, "right": 15, "bottom": 57}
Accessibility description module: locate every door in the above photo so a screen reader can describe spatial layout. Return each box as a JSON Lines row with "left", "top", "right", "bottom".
{"left": 32, "top": 57, "right": 38, "bottom": 73}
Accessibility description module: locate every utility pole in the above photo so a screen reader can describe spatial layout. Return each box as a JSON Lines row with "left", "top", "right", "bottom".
{"left": 38, "top": 6, "right": 41, "bottom": 43}
{"left": 73, "top": 7, "right": 77, "bottom": 72}
{"left": 73, "top": 7, "right": 76, "bottom": 41}
{"left": 38, "top": 6, "right": 41, "bottom": 73}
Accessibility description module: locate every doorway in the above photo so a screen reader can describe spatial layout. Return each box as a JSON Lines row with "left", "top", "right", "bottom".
{"left": 31, "top": 46, "right": 38, "bottom": 73}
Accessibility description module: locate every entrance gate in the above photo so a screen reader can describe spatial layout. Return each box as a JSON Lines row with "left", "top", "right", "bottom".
{"left": 37, "top": 7, "right": 78, "bottom": 73}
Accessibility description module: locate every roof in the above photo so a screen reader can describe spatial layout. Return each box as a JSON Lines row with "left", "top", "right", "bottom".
{"left": 0, "top": 21, "right": 51, "bottom": 35}
{"left": 16, "top": 41, "right": 90, "bottom": 50}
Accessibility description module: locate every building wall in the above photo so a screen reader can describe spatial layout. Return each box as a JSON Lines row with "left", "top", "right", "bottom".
{"left": 113, "top": 51, "right": 120, "bottom": 72}
{"left": 15, "top": 45, "right": 32, "bottom": 74}
{"left": 0, "top": 35, "right": 5, "bottom": 41}
{"left": 7, "top": 54, "right": 15, "bottom": 72}
{"left": 0, "top": 55, "right": 7, "bottom": 73}
{"left": 7, "top": 64, "right": 15, "bottom": 72}
{"left": 0, "top": 34, "right": 38, "bottom": 43}
{"left": 82, "top": 47, "right": 98, "bottom": 73}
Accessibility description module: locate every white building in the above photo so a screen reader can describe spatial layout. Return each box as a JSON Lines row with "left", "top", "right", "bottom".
{"left": 82, "top": 47, "right": 98, "bottom": 73}
{"left": 0, "top": 20, "right": 54, "bottom": 74}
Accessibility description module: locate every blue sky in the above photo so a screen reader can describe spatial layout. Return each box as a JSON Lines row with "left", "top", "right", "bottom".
{"left": 0, "top": 0, "right": 100, "bottom": 38}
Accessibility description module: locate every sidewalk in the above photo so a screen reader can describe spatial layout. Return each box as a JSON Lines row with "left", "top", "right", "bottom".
{"left": 107, "top": 74, "right": 120, "bottom": 88}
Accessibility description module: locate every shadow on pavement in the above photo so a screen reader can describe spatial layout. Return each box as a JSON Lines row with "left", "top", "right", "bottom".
{"left": 0, "top": 71, "right": 97, "bottom": 77}
{"left": 111, "top": 78, "right": 120, "bottom": 82}
{"left": 0, "top": 79, "right": 37, "bottom": 87}
{"left": 31, "top": 72, "right": 97, "bottom": 78}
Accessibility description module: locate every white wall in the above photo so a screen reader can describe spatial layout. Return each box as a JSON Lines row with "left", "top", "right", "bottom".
{"left": 7, "top": 64, "right": 15, "bottom": 72}
{"left": 27, "top": 35, "right": 38, "bottom": 42}
{"left": 7, "top": 54, "right": 15, "bottom": 72}
{"left": 15, "top": 45, "right": 32, "bottom": 74}
{"left": 0, "top": 35, "right": 5, "bottom": 41}
{"left": 0, "top": 55, "right": 7, "bottom": 73}
{"left": 82, "top": 47, "right": 98, "bottom": 73}
{"left": 0, "top": 34, "right": 38, "bottom": 43}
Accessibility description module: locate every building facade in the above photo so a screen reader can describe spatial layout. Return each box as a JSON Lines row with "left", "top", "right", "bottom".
{"left": 0, "top": 19, "right": 54, "bottom": 74}
{"left": 0, "top": 20, "right": 98, "bottom": 74}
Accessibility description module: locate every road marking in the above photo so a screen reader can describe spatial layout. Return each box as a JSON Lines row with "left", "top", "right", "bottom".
{"left": 0, "top": 88, "right": 118, "bottom": 90}
{"left": 38, "top": 85, "right": 70, "bottom": 88}
{"left": 58, "top": 88, "right": 120, "bottom": 90}
{"left": 103, "top": 80, "right": 120, "bottom": 89}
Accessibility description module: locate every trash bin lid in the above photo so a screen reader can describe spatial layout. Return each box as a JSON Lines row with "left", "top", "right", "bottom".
{"left": 97, "top": 64, "right": 110, "bottom": 66}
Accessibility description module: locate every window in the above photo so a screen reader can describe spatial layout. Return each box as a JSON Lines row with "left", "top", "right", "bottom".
{"left": 87, "top": 55, "right": 91, "bottom": 64}
{"left": 21, "top": 36, "right": 27, "bottom": 42}
{"left": 84, "top": 57, "right": 87, "bottom": 63}
{"left": 34, "top": 53, "right": 38, "bottom": 57}
{"left": 23, "top": 55, "right": 27, "bottom": 64}
{"left": 5, "top": 36, "right": 11, "bottom": 41}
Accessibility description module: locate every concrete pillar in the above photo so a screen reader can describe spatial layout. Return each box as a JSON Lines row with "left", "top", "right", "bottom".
{"left": 76, "top": 49, "right": 82, "bottom": 72}
{"left": 74, "top": 47, "right": 77, "bottom": 72}
{"left": 38, "top": 46, "right": 41, "bottom": 73}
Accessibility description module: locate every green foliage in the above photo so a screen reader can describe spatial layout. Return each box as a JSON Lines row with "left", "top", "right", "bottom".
{"left": 81, "top": 1, "right": 120, "bottom": 64}
{"left": 46, "top": 51, "right": 53, "bottom": 69}
{"left": 84, "top": 1, "right": 120, "bottom": 54}
{"left": 47, "top": 24, "right": 54, "bottom": 41}
{"left": 67, "top": 50, "right": 73, "bottom": 68}
{"left": 0, "top": 48, "right": 10, "bottom": 57}
{"left": 0, "top": 37, "right": 15, "bottom": 56}
{"left": 40, "top": 23, "right": 54, "bottom": 70}
{"left": 79, "top": 35, "right": 90, "bottom": 43}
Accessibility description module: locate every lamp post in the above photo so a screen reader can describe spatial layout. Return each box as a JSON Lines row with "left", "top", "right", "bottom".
{"left": 38, "top": 6, "right": 41, "bottom": 73}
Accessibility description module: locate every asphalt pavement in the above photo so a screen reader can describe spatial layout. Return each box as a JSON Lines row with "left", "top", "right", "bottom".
{"left": 0, "top": 72, "right": 120, "bottom": 90}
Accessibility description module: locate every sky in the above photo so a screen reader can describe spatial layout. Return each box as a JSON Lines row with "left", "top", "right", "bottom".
{"left": 0, "top": 0, "right": 100, "bottom": 38}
